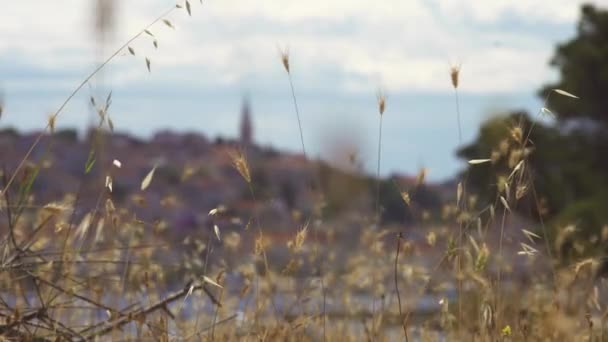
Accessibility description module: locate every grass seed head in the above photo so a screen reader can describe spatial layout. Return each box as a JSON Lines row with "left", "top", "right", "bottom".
{"left": 511, "top": 125, "right": 523, "bottom": 144}
{"left": 400, "top": 191, "right": 411, "bottom": 206}
{"left": 377, "top": 91, "right": 386, "bottom": 115}
{"left": 450, "top": 64, "right": 461, "bottom": 89}
{"left": 229, "top": 149, "right": 251, "bottom": 184}
{"left": 280, "top": 47, "right": 290, "bottom": 73}
{"left": 48, "top": 114, "right": 56, "bottom": 133}
{"left": 294, "top": 224, "right": 308, "bottom": 251}
{"left": 254, "top": 234, "right": 267, "bottom": 256}
{"left": 416, "top": 167, "right": 427, "bottom": 186}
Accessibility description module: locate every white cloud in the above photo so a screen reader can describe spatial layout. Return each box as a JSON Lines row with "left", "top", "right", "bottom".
{"left": 434, "top": 0, "right": 599, "bottom": 23}
{"left": 0, "top": 0, "right": 604, "bottom": 94}
{"left": 9, "top": 0, "right": 606, "bottom": 180}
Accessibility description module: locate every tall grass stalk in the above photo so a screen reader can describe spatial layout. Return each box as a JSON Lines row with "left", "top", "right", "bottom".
{"left": 494, "top": 90, "right": 564, "bottom": 326}
{"left": 369, "top": 91, "right": 386, "bottom": 336}
{"left": 282, "top": 50, "right": 307, "bottom": 158}
{"left": 230, "top": 148, "right": 281, "bottom": 327}
{"left": 375, "top": 92, "right": 385, "bottom": 226}
{"left": 521, "top": 93, "right": 557, "bottom": 284}
{"left": 519, "top": 89, "right": 577, "bottom": 287}
{"left": 450, "top": 64, "right": 465, "bottom": 335}
{"left": 193, "top": 233, "right": 214, "bottom": 334}
{"left": 280, "top": 48, "right": 327, "bottom": 340}
{"left": 394, "top": 232, "right": 409, "bottom": 341}
{"left": 499, "top": 93, "right": 559, "bottom": 290}
{"left": 495, "top": 205, "right": 508, "bottom": 328}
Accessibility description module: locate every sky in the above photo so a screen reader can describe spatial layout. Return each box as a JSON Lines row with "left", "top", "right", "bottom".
{"left": 1, "top": 0, "right": 607, "bottom": 181}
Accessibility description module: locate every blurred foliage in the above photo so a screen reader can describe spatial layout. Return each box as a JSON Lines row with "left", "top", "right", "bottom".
{"left": 279, "top": 180, "right": 297, "bottom": 210}
{"left": 539, "top": 4, "right": 608, "bottom": 127}
{"left": 0, "top": 128, "right": 19, "bottom": 138}
{"left": 378, "top": 178, "right": 441, "bottom": 224}
{"left": 460, "top": 4, "right": 608, "bottom": 251}
{"left": 458, "top": 112, "right": 605, "bottom": 220}
{"left": 54, "top": 128, "right": 79, "bottom": 142}
{"left": 156, "top": 165, "right": 181, "bottom": 186}
{"left": 378, "top": 178, "right": 412, "bottom": 223}
{"left": 318, "top": 162, "right": 367, "bottom": 218}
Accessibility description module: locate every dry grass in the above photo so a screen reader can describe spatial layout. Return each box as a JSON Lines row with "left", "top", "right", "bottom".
{"left": 0, "top": 3, "right": 604, "bottom": 342}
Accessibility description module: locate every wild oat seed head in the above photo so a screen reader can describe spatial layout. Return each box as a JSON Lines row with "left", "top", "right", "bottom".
{"left": 294, "top": 224, "right": 308, "bottom": 250}
{"left": 229, "top": 149, "right": 251, "bottom": 184}
{"left": 416, "top": 168, "right": 427, "bottom": 186}
{"left": 400, "top": 191, "right": 411, "bottom": 206}
{"left": 140, "top": 165, "right": 157, "bottom": 191}
{"left": 450, "top": 64, "right": 461, "bottom": 89}
{"left": 254, "top": 234, "right": 266, "bottom": 256}
{"left": 377, "top": 91, "right": 386, "bottom": 115}
{"left": 48, "top": 114, "right": 56, "bottom": 133}
{"left": 510, "top": 126, "right": 523, "bottom": 144}
{"left": 280, "top": 47, "right": 290, "bottom": 73}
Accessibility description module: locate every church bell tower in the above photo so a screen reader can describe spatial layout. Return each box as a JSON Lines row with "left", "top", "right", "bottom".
{"left": 240, "top": 97, "right": 253, "bottom": 146}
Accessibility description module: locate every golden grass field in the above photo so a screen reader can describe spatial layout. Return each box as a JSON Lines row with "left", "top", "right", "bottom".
{"left": 1, "top": 2, "right": 606, "bottom": 341}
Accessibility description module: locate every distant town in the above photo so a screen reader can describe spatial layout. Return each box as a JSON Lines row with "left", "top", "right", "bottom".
{"left": 0, "top": 99, "right": 457, "bottom": 251}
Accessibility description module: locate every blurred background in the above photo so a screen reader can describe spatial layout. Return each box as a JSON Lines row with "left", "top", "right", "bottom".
{"left": 2, "top": 1, "right": 608, "bottom": 338}
{"left": 1, "top": 0, "right": 604, "bottom": 181}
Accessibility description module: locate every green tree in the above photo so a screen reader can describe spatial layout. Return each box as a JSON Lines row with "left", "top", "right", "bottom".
{"left": 539, "top": 4, "right": 608, "bottom": 176}
{"left": 457, "top": 111, "right": 603, "bottom": 222}
{"left": 536, "top": 3, "right": 608, "bottom": 233}
{"left": 459, "top": 4, "right": 608, "bottom": 255}
{"left": 540, "top": 4, "right": 608, "bottom": 127}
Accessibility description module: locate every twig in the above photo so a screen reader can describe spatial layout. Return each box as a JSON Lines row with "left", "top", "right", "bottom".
{"left": 0, "top": 307, "right": 47, "bottom": 336}
{"left": 4, "top": 214, "right": 54, "bottom": 266}
{"left": 82, "top": 281, "right": 220, "bottom": 340}
{"left": 25, "top": 271, "right": 115, "bottom": 313}
{"left": 40, "top": 315, "right": 87, "bottom": 341}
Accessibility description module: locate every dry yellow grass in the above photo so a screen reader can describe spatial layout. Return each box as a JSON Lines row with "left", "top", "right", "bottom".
{"left": 0, "top": 3, "right": 602, "bottom": 342}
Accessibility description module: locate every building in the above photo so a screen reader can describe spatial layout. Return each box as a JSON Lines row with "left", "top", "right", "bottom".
{"left": 239, "top": 97, "right": 253, "bottom": 146}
